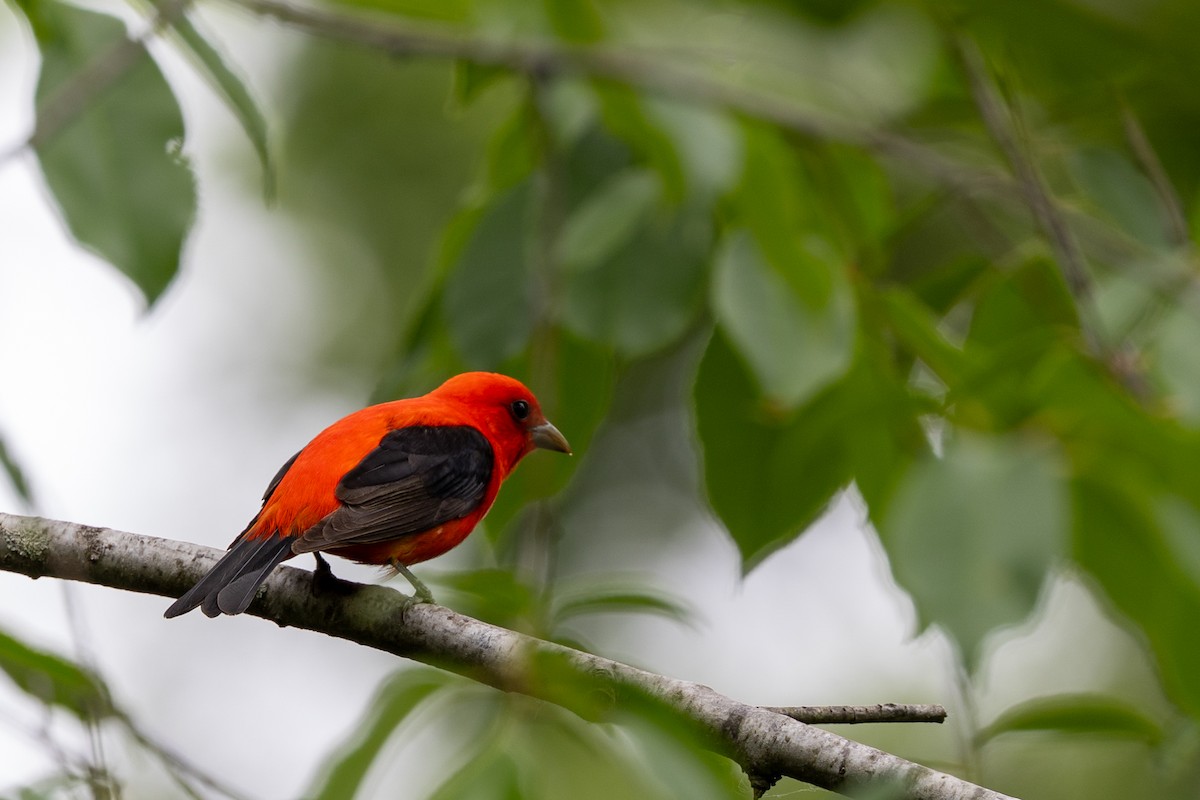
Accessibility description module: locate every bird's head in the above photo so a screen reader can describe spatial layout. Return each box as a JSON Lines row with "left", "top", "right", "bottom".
{"left": 432, "top": 372, "right": 572, "bottom": 464}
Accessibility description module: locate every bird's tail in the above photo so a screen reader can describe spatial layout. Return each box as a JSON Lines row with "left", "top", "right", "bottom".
{"left": 163, "top": 534, "right": 294, "bottom": 618}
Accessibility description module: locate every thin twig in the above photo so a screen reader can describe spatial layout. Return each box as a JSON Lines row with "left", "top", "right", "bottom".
{"left": 952, "top": 34, "right": 1159, "bottom": 398}
{"left": 0, "top": 702, "right": 88, "bottom": 778}
{"left": 1120, "top": 100, "right": 1191, "bottom": 250}
{"left": 953, "top": 36, "right": 1094, "bottom": 312}
{"left": 763, "top": 703, "right": 947, "bottom": 725}
{"left": 118, "top": 714, "right": 253, "bottom": 800}
{"left": 60, "top": 584, "right": 119, "bottom": 800}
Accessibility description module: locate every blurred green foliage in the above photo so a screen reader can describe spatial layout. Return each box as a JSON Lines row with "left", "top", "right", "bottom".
{"left": 17, "top": 0, "right": 195, "bottom": 303}
{"left": 9, "top": 0, "right": 1200, "bottom": 796}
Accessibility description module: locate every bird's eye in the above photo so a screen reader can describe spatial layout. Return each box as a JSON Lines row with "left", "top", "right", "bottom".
{"left": 511, "top": 399, "right": 531, "bottom": 420}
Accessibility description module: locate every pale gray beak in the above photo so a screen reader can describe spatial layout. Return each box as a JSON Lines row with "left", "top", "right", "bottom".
{"left": 531, "top": 421, "right": 572, "bottom": 454}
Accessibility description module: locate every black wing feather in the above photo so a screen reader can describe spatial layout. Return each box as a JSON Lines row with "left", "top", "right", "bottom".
{"left": 212, "top": 535, "right": 296, "bottom": 616}
{"left": 262, "top": 449, "right": 301, "bottom": 502}
{"left": 163, "top": 533, "right": 293, "bottom": 618}
{"left": 293, "top": 426, "right": 492, "bottom": 553}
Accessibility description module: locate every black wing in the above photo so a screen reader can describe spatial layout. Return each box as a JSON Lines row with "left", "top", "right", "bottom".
{"left": 292, "top": 425, "right": 493, "bottom": 553}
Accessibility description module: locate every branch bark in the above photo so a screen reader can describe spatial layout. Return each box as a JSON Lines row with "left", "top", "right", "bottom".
{"left": 765, "top": 704, "right": 948, "bottom": 725}
{"left": 0, "top": 512, "right": 1015, "bottom": 800}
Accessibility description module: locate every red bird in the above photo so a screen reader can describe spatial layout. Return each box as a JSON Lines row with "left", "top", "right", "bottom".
{"left": 164, "top": 372, "right": 571, "bottom": 618}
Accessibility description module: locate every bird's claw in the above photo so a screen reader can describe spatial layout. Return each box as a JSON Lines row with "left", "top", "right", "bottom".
{"left": 391, "top": 560, "right": 437, "bottom": 606}
{"left": 311, "top": 553, "right": 357, "bottom": 598}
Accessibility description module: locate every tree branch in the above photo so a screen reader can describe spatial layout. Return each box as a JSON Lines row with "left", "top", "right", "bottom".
{"left": 218, "top": 0, "right": 1170, "bottom": 314}
{"left": 765, "top": 704, "right": 947, "bottom": 725}
{"left": 0, "top": 512, "right": 1013, "bottom": 800}
{"left": 953, "top": 33, "right": 1157, "bottom": 398}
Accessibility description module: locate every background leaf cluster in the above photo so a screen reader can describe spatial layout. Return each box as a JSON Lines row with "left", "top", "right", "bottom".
{"left": 6, "top": 0, "right": 1200, "bottom": 797}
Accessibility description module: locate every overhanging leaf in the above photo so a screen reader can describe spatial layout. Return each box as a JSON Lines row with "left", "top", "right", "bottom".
{"left": 307, "top": 668, "right": 451, "bottom": 800}
{"left": 160, "top": 8, "right": 274, "bottom": 196}
{"left": 976, "top": 693, "right": 1164, "bottom": 746}
{"left": 0, "top": 627, "right": 111, "bottom": 720}
{"left": 552, "top": 582, "right": 693, "bottom": 628}
{"left": 561, "top": 203, "right": 709, "bottom": 358}
{"left": 556, "top": 169, "right": 660, "bottom": 273}
{"left": 427, "top": 568, "right": 539, "bottom": 630}
{"left": 712, "top": 231, "right": 855, "bottom": 409}
{"left": 696, "top": 329, "right": 925, "bottom": 569}
{"left": 0, "top": 434, "right": 34, "bottom": 505}
{"left": 694, "top": 331, "right": 852, "bottom": 569}
{"left": 880, "top": 433, "right": 1067, "bottom": 667}
{"left": 429, "top": 746, "right": 523, "bottom": 800}
{"left": 25, "top": 0, "right": 196, "bottom": 304}
{"left": 442, "top": 181, "right": 537, "bottom": 368}
{"left": 1072, "top": 475, "right": 1200, "bottom": 718}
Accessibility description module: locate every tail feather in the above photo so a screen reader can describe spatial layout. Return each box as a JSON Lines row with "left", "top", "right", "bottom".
{"left": 197, "top": 535, "right": 286, "bottom": 618}
{"left": 213, "top": 539, "right": 297, "bottom": 616}
{"left": 164, "top": 534, "right": 294, "bottom": 618}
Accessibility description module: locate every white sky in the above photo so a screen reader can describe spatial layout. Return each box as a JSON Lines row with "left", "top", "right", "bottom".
{"left": 0, "top": 4, "right": 1166, "bottom": 798}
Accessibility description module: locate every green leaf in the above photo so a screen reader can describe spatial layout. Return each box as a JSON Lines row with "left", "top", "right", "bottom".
{"left": 966, "top": 256, "right": 1080, "bottom": 351}
{"left": 442, "top": 181, "right": 537, "bottom": 368}
{"left": 907, "top": 256, "right": 991, "bottom": 316}
{"left": 594, "top": 84, "right": 686, "bottom": 202}
{"left": 480, "top": 90, "right": 538, "bottom": 193}
{"left": 160, "top": 9, "right": 274, "bottom": 196}
{"left": 694, "top": 331, "right": 851, "bottom": 569}
{"left": 544, "top": 0, "right": 606, "bottom": 42}
{"left": 556, "top": 169, "right": 660, "bottom": 273}
{"left": 1072, "top": 475, "right": 1200, "bottom": 717}
{"left": 0, "top": 434, "right": 33, "bottom": 505}
{"left": 307, "top": 668, "right": 450, "bottom": 800}
{"left": 948, "top": 258, "right": 1084, "bottom": 432}
{"left": 429, "top": 746, "right": 523, "bottom": 800}
{"left": 1154, "top": 301, "right": 1200, "bottom": 425}
{"left": 0, "top": 627, "right": 110, "bottom": 720}
{"left": 538, "top": 79, "right": 599, "bottom": 152}
{"left": 643, "top": 98, "right": 743, "bottom": 201}
{"left": 499, "top": 699, "right": 686, "bottom": 799}
{"left": 616, "top": 709, "right": 747, "bottom": 800}
{"left": 1067, "top": 147, "right": 1168, "bottom": 248}
{"left": 1, "top": 771, "right": 90, "bottom": 799}
{"left": 696, "top": 330, "right": 925, "bottom": 568}
{"left": 876, "top": 287, "right": 966, "bottom": 385}
{"left": 729, "top": 124, "right": 831, "bottom": 304}
{"left": 26, "top": 0, "right": 195, "bottom": 304}
{"left": 428, "top": 568, "right": 539, "bottom": 629}
{"left": 976, "top": 693, "right": 1165, "bottom": 746}
{"left": 452, "top": 60, "right": 509, "bottom": 108}
{"left": 712, "top": 231, "right": 855, "bottom": 408}
{"left": 561, "top": 203, "right": 709, "bottom": 358}
{"left": 809, "top": 143, "right": 895, "bottom": 269}
{"left": 552, "top": 582, "right": 693, "bottom": 627}
{"left": 1156, "top": 496, "right": 1200, "bottom": 593}
{"left": 879, "top": 433, "right": 1067, "bottom": 666}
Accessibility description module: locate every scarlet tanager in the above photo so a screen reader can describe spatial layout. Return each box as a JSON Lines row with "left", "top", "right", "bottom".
{"left": 164, "top": 372, "right": 570, "bottom": 618}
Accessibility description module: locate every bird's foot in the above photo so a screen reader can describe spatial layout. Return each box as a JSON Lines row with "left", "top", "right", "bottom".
{"left": 311, "top": 553, "right": 357, "bottom": 598}
{"left": 391, "top": 560, "right": 436, "bottom": 605}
